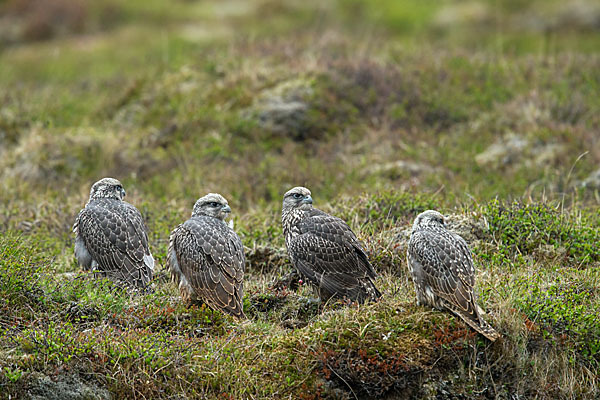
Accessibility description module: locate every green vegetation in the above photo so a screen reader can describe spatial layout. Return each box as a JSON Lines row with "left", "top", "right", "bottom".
{"left": 1, "top": 0, "right": 599, "bottom": 398}
{"left": 484, "top": 200, "right": 600, "bottom": 265}
{"left": 515, "top": 274, "right": 600, "bottom": 367}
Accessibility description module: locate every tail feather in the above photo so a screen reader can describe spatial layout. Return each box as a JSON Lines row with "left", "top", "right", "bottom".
{"left": 459, "top": 311, "right": 500, "bottom": 341}
{"left": 443, "top": 300, "right": 501, "bottom": 341}
{"left": 366, "top": 280, "right": 382, "bottom": 302}
{"left": 349, "top": 279, "right": 381, "bottom": 304}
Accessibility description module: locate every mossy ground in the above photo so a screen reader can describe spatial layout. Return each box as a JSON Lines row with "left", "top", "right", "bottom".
{"left": 1, "top": 0, "right": 599, "bottom": 398}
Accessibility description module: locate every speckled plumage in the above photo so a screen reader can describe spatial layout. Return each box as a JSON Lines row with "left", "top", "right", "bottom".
{"left": 167, "top": 193, "right": 245, "bottom": 318}
{"left": 281, "top": 187, "right": 381, "bottom": 303}
{"left": 73, "top": 177, "right": 154, "bottom": 290}
{"left": 407, "top": 210, "right": 500, "bottom": 341}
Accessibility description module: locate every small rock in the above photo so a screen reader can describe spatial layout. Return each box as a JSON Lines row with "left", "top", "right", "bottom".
{"left": 475, "top": 134, "right": 564, "bottom": 168}
{"left": 143, "top": 123, "right": 177, "bottom": 148}
{"left": 250, "top": 79, "right": 317, "bottom": 141}
{"left": 475, "top": 134, "right": 529, "bottom": 167}
{"left": 514, "top": 0, "right": 600, "bottom": 33}
{"left": 553, "top": 0, "right": 600, "bottom": 31}
{"left": 433, "top": 2, "right": 491, "bottom": 29}
{"left": 533, "top": 143, "right": 565, "bottom": 166}
{"left": 365, "top": 160, "right": 434, "bottom": 178}
{"left": 454, "top": 213, "right": 490, "bottom": 241}
{"left": 580, "top": 168, "right": 600, "bottom": 189}
{"left": 27, "top": 373, "right": 111, "bottom": 400}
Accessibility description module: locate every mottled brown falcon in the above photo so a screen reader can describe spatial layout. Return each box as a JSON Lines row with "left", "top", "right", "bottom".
{"left": 167, "top": 193, "right": 245, "bottom": 318}
{"left": 408, "top": 210, "right": 500, "bottom": 341}
{"left": 73, "top": 177, "right": 154, "bottom": 290}
{"left": 281, "top": 186, "right": 381, "bottom": 303}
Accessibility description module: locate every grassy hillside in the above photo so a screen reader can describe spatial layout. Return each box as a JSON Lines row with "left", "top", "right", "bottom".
{"left": 1, "top": 0, "right": 599, "bottom": 398}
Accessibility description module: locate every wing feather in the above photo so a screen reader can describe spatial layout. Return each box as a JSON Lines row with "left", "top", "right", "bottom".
{"left": 169, "top": 216, "right": 245, "bottom": 318}
{"left": 408, "top": 226, "right": 500, "bottom": 340}
{"left": 409, "top": 229, "right": 476, "bottom": 315}
{"left": 289, "top": 211, "right": 380, "bottom": 303}
{"left": 75, "top": 198, "right": 153, "bottom": 289}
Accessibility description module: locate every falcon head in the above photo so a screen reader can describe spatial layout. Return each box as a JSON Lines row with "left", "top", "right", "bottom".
{"left": 89, "top": 177, "right": 126, "bottom": 202}
{"left": 282, "top": 186, "right": 313, "bottom": 211}
{"left": 192, "top": 193, "right": 231, "bottom": 220}
{"left": 412, "top": 210, "right": 446, "bottom": 231}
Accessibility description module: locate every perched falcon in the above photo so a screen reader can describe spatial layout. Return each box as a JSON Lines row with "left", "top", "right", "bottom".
{"left": 281, "top": 187, "right": 381, "bottom": 303}
{"left": 73, "top": 177, "right": 154, "bottom": 290}
{"left": 408, "top": 210, "right": 500, "bottom": 341}
{"left": 167, "top": 193, "right": 245, "bottom": 318}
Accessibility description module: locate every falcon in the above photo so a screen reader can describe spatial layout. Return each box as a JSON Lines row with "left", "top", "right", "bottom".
{"left": 408, "top": 210, "right": 500, "bottom": 341}
{"left": 73, "top": 177, "right": 154, "bottom": 290}
{"left": 167, "top": 193, "right": 245, "bottom": 318}
{"left": 281, "top": 186, "right": 381, "bottom": 303}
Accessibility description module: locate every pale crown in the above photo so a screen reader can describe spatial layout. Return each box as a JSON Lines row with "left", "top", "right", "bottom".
{"left": 192, "top": 193, "right": 231, "bottom": 220}
{"left": 282, "top": 186, "right": 313, "bottom": 211}
{"left": 412, "top": 210, "right": 446, "bottom": 232}
{"left": 89, "top": 177, "right": 126, "bottom": 202}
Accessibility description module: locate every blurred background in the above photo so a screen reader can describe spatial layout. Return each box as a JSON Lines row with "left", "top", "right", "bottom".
{"left": 0, "top": 0, "right": 599, "bottom": 231}
{"left": 1, "top": 3, "right": 599, "bottom": 398}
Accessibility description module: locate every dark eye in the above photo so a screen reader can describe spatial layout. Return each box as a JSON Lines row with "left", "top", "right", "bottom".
{"left": 293, "top": 193, "right": 303, "bottom": 199}
{"left": 210, "top": 202, "right": 220, "bottom": 207}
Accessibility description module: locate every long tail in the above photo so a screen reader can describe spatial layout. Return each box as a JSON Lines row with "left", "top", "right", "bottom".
{"left": 444, "top": 300, "right": 501, "bottom": 341}
{"left": 458, "top": 310, "right": 501, "bottom": 341}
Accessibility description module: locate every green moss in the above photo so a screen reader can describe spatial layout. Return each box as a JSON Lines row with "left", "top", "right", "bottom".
{"left": 303, "top": 302, "right": 478, "bottom": 398}
{"left": 483, "top": 200, "right": 600, "bottom": 265}
{"left": 514, "top": 274, "right": 600, "bottom": 368}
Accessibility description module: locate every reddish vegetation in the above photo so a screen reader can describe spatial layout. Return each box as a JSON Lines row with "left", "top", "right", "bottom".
{"left": 432, "top": 321, "right": 476, "bottom": 347}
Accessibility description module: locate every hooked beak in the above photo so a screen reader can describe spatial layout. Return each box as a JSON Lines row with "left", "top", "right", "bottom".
{"left": 121, "top": 188, "right": 126, "bottom": 198}
{"left": 302, "top": 195, "right": 313, "bottom": 205}
{"left": 222, "top": 204, "right": 231, "bottom": 214}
